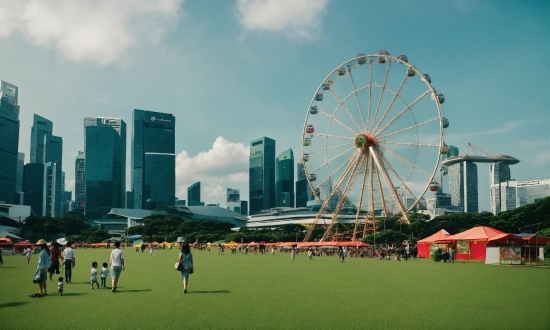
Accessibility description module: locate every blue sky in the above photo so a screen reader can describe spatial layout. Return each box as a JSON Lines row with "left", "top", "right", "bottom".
{"left": 0, "top": 0, "right": 548, "bottom": 211}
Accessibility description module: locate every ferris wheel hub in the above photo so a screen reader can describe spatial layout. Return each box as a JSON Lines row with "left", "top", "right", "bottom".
{"left": 355, "top": 134, "right": 376, "bottom": 149}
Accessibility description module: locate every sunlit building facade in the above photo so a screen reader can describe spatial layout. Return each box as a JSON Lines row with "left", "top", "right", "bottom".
{"left": 276, "top": 148, "right": 294, "bottom": 208}
{"left": 249, "top": 137, "right": 275, "bottom": 215}
{"left": 0, "top": 81, "right": 20, "bottom": 203}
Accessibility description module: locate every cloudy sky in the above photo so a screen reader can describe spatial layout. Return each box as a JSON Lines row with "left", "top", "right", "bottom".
{"left": 0, "top": 0, "right": 548, "bottom": 211}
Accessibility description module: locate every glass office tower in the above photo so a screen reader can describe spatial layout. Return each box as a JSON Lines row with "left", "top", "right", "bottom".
{"left": 188, "top": 182, "right": 202, "bottom": 206}
{"left": 23, "top": 163, "right": 44, "bottom": 215}
{"left": 249, "top": 137, "right": 276, "bottom": 215}
{"left": 85, "top": 125, "right": 122, "bottom": 219}
{"left": 132, "top": 109, "right": 175, "bottom": 210}
{"left": 226, "top": 188, "right": 240, "bottom": 213}
{"left": 276, "top": 148, "right": 294, "bottom": 207}
{"left": 75, "top": 152, "right": 85, "bottom": 209}
{"left": 0, "top": 81, "right": 20, "bottom": 203}
{"left": 448, "top": 161, "right": 478, "bottom": 213}
{"left": 84, "top": 117, "right": 127, "bottom": 208}
{"left": 30, "top": 114, "right": 52, "bottom": 164}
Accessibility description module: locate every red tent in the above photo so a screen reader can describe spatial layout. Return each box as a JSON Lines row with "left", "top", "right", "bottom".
{"left": 0, "top": 237, "right": 13, "bottom": 246}
{"left": 335, "top": 241, "right": 369, "bottom": 247}
{"left": 13, "top": 240, "right": 34, "bottom": 248}
{"left": 417, "top": 229, "right": 450, "bottom": 258}
{"left": 435, "top": 226, "right": 517, "bottom": 261}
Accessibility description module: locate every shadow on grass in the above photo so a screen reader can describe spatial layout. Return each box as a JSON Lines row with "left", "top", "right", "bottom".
{"left": 61, "top": 292, "right": 90, "bottom": 296}
{"left": 0, "top": 301, "right": 29, "bottom": 308}
{"left": 190, "top": 290, "right": 230, "bottom": 294}
{"left": 119, "top": 289, "right": 152, "bottom": 293}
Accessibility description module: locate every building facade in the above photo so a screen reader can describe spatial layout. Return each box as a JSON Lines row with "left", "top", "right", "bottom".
{"left": 226, "top": 188, "right": 240, "bottom": 213}
{"left": 131, "top": 109, "right": 175, "bottom": 210}
{"left": 30, "top": 114, "right": 52, "bottom": 164}
{"left": 448, "top": 161, "right": 478, "bottom": 213}
{"left": 75, "top": 151, "right": 85, "bottom": 209}
{"left": 276, "top": 148, "right": 294, "bottom": 208}
{"left": 491, "top": 179, "right": 550, "bottom": 214}
{"left": 188, "top": 182, "right": 203, "bottom": 206}
{"left": 0, "top": 81, "right": 20, "bottom": 203}
{"left": 249, "top": 137, "right": 276, "bottom": 215}
{"left": 489, "top": 161, "right": 512, "bottom": 214}
{"left": 23, "top": 163, "right": 44, "bottom": 215}
{"left": 85, "top": 125, "right": 123, "bottom": 219}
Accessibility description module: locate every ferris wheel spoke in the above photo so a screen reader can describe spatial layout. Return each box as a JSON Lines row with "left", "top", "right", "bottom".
{"left": 376, "top": 90, "right": 431, "bottom": 135}
{"left": 379, "top": 152, "right": 421, "bottom": 208}
{"left": 307, "top": 142, "right": 354, "bottom": 156}
{"left": 353, "top": 157, "right": 369, "bottom": 241}
{"left": 313, "top": 150, "right": 360, "bottom": 189}
{"left": 347, "top": 69, "right": 366, "bottom": 130}
{"left": 318, "top": 108, "right": 358, "bottom": 135}
{"left": 368, "top": 61, "right": 392, "bottom": 133}
{"left": 378, "top": 145, "right": 431, "bottom": 178}
{"left": 328, "top": 90, "right": 363, "bottom": 132}
{"left": 363, "top": 156, "right": 376, "bottom": 238}
{"left": 312, "top": 133, "right": 354, "bottom": 141}
{"left": 378, "top": 116, "right": 439, "bottom": 140}
{"left": 366, "top": 60, "right": 373, "bottom": 129}
{"left": 384, "top": 141, "right": 439, "bottom": 148}
{"left": 374, "top": 164, "right": 388, "bottom": 217}
{"left": 369, "top": 146, "right": 409, "bottom": 220}
{"left": 372, "top": 73, "right": 409, "bottom": 133}
{"left": 310, "top": 146, "right": 356, "bottom": 174}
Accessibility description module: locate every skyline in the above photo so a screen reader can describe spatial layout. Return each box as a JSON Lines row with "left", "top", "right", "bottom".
{"left": 0, "top": 0, "right": 548, "bottom": 211}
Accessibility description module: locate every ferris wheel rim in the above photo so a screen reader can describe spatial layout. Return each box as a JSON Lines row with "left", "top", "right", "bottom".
{"left": 301, "top": 53, "right": 445, "bottom": 225}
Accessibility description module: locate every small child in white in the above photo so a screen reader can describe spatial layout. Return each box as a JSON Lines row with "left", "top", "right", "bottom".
{"left": 101, "top": 262, "right": 109, "bottom": 287}
{"left": 91, "top": 262, "right": 100, "bottom": 289}
{"left": 58, "top": 277, "right": 64, "bottom": 295}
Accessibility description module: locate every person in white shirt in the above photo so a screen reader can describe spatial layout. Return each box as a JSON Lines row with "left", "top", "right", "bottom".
{"left": 109, "top": 241, "right": 125, "bottom": 292}
{"left": 62, "top": 242, "right": 75, "bottom": 283}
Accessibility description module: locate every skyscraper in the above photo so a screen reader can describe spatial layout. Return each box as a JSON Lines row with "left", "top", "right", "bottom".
{"left": 15, "top": 152, "right": 25, "bottom": 203}
{"left": 188, "top": 182, "right": 202, "bottom": 206}
{"left": 0, "top": 81, "right": 20, "bottom": 203}
{"left": 23, "top": 163, "right": 44, "bottom": 215}
{"left": 295, "top": 161, "right": 309, "bottom": 208}
{"left": 249, "top": 137, "right": 275, "bottom": 215}
{"left": 132, "top": 109, "right": 175, "bottom": 210}
{"left": 85, "top": 125, "right": 123, "bottom": 219}
{"left": 489, "top": 161, "right": 512, "bottom": 214}
{"left": 30, "top": 114, "right": 52, "bottom": 164}
{"left": 75, "top": 152, "right": 85, "bottom": 210}
{"left": 491, "top": 179, "right": 550, "bottom": 213}
{"left": 84, "top": 117, "right": 127, "bottom": 208}
{"left": 448, "top": 161, "right": 478, "bottom": 213}
{"left": 226, "top": 188, "right": 240, "bottom": 213}
{"left": 276, "top": 148, "right": 294, "bottom": 207}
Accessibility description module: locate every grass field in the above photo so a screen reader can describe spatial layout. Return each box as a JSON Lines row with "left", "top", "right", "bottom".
{"left": 1, "top": 247, "right": 549, "bottom": 330}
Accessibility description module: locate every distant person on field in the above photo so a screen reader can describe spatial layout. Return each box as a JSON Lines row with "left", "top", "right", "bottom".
{"left": 90, "top": 262, "right": 100, "bottom": 289}
{"left": 149, "top": 244, "right": 153, "bottom": 256}
{"left": 178, "top": 242, "right": 194, "bottom": 294}
{"left": 62, "top": 242, "right": 75, "bottom": 283}
{"left": 25, "top": 247, "right": 31, "bottom": 264}
{"left": 57, "top": 277, "right": 64, "bottom": 295}
{"left": 101, "top": 262, "right": 109, "bottom": 287}
{"left": 49, "top": 242, "right": 61, "bottom": 280}
{"left": 109, "top": 241, "right": 125, "bottom": 293}
{"left": 449, "top": 246, "right": 455, "bottom": 263}
{"left": 0, "top": 248, "right": 3, "bottom": 267}
{"left": 30, "top": 239, "right": 50, "bottom": 297}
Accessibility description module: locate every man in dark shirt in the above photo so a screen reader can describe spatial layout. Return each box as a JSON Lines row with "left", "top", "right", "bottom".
{"left": 49, "top": 242, "right": 62, "bottom": 280}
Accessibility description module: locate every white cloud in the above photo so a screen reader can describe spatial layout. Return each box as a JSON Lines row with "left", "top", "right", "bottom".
{"left": 175, "top": 136, "right": 249, "bottom": 205}
{"left": 0, "top": 0, "right": 183, "bottom": 64}
{"left": 236, "top": 0, "right": 328, "bottom": 39}
{"left": 66, "top": 179, "right": 75, "bottom": 193}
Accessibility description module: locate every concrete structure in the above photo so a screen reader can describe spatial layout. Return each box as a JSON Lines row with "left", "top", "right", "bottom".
{"left": 276, "top": 148, "right": 294, "bottom": 207}
{"left": 246, "top": 207, "right": 357, "bottom": 229}
{"left": 30, "top": 114, "right": 52, "bottom": 164}
{"left": 131, "top": 109, "right": 175, "bottom": 210}
{"left": 249, "top": 137, "right": 276, "bottom": 215}
{"left": 0, "top": 81, "right": 20, "bottom": 204}
{"left": 490, "top": 179, "right": 550, "bottom": 214}
{"left": 226, "top": 188, "right": 240, "bottom": 213}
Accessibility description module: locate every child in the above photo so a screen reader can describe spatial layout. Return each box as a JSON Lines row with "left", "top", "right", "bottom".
{"left": 58, "top": 277, "right": 64, "bottom": 296}
{"left": 90, "top": 262, "right": 99, "bottom": 289}
{"left": 101, "top": 262, "right": 109, "bottom": 287}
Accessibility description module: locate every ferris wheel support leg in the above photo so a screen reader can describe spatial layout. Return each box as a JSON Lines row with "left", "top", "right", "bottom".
{"left": 369, "top": 147, "right": 410, "bottom": 223}
{"left": 353, "top": 159, "right": 369, "bottom": 241}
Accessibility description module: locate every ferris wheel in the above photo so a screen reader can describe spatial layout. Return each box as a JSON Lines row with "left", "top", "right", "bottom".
{"left": 302, "top": 51, "right": 448, "bottom": 242}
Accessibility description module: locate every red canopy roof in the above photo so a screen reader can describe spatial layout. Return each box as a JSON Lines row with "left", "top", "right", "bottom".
{"left": 418, "top": 229, "right": 450, "bottom": 243}
{"left": 435, "top": 226, "right": 506, "bottom": 242}
{"left": 335, "top": 241, "right": 369, "bottom": 247}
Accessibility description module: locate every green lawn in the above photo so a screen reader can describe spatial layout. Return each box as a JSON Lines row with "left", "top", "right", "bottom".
{"left": 1, "top": 248, "right": 549, "bottom": 330}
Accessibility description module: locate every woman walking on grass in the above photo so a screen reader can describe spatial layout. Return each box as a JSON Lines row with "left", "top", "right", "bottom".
{"left": 30, "top": 239, "right": 50, "bottom": 297}
{"left": 178, "top": 242, "right": 194, "bottom": 294}
{"left": 109, "top": 241, "right": 125, "bottom": 292}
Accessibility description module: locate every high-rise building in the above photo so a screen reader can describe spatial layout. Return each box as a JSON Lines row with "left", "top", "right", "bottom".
{"left": 226, "top": 188, "right": 240, "bottom": 213}
{"left": 491, "top": 179, "right": 549, "bottom": 214}
{"left": 448, "top": 161, "right": 478, "bottom": 213}
{"left": 44, "top": 135, "right": 63, "bottom": 164}
{"left": 446, "top": 145, "right": 459, "bottom": 159}
{"left": 30, "top": 114, "right": 52, "bottom": 164}
{"left": 276, "top": 148, "right": 294, "bottom": 208}
{"left": 489, "top": 161, "right": 512, "bottom": 214}
{"left": 0, "top": 81, "right": 20, "bottom": 203}
{"left": 75, "top": 152, "right": 85, "bottom": 209}
{"left": 23, "top": 163, "right": 44, "bottom": 215}
{"left": 295, "top": 161, "right": 310, "bottom": 208}
{"left": 131, "top": 109, "right": 175, "bottom": 210}
{"left": 14, "top": 152, "right": 25, "bottom": 204}
{"left": 240, "top": 200, "right": 248, "bottom": 216}
{"left": 85, "top": 125, "right": 123, "bottom": 219}
{"left": 188, "top": 182, "right": 203, "bottom": 206}
{"left": 249, "top": 137, "right": 276, "bottom": 215}
{"left": 44, "top": 161, "right": 63, "bottom": 217}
